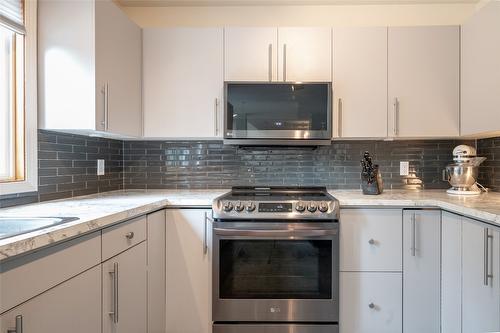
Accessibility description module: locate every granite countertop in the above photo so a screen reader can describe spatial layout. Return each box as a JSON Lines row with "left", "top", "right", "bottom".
{"left": 1, "top": 188, "right": 500, "bottom": 261}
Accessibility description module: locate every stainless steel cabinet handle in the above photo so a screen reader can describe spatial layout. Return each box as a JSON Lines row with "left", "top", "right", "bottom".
{"left": 101, "top": 83, "right": 109, "bottom": 131}
{"left": 283, "top": 43, "right": 287, "bottom": 82}
{"left": 268, "top": 44, "right": 273, "bottom": 82}
{"left": 204, "top": 212, "right": 213, "bottom": 255}
{"left": 393, "top": 97, "right": 399, "bottom": 136}
{"left": 214, "top": 98, "right": 219, "bottom": 136}
{"left": 338, "top": 98, "right": 343, "bottom": 138}
{"left": 125, "top": 231, "right": 134, "bottom": 240}
{"left": 368, "top": 238, "right": 375, "bottom": 245}
{"left": 411, "top": 213, "right": 416, "bottom": 257}
{"left": 368, "top": 303, "right": 375, "bottom": 309}
{"left": 7, "top": 315, "right": 22, "bottom": 333}
{"left": 484, "top": 228, "right": 493, "bottom": 286}
{"left": 109, "top": 263, "right": 119, "bottom": 324}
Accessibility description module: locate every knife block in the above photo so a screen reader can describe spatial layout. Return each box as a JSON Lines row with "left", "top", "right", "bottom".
{"left": 362, "top": 169, "right": 384, "bottom": 195}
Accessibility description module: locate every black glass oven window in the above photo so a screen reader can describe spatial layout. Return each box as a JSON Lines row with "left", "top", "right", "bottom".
{"left": 226, "top": 83, "right": 329, "bottom": 131}
{"left": 219, "top": 240, "right": 332, "bottom": 299}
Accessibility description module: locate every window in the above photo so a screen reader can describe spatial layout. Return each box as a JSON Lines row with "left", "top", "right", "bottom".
{"left": 0, "top": 0, "right": 37, "bottom": 195}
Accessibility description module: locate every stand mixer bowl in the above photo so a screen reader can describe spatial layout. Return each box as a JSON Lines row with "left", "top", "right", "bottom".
{"left": 446, "top": 163, "right": 479, "bottom": 190}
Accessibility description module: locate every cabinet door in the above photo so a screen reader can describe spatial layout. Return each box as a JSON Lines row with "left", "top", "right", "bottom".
{"left": 462, "top": 219, "right": 500, "bottom": 333}
{"left": 166, "top": 209, "right": 211, "bottom": 333}
{"left": 224, "top": 27, "right": 278, "bottom": 82}
{"left": 461, "top": 1, "right": 500, "bottom": 136}
{"left": 340, "top": 209, "right": 402, "bottom": 272}
{"left": 441, "top": 212, "right": 462, "bottom": 333}
{"left": 402, "top": 210, "right": 440, "bottom": 333}
{"left": 143, "top": 28, "right": 223, "bottom": 138}
{"left": 95, "top": 0, "right": 142, "bottom": 137}
{"left": 147, "top": 210, "right": 166, "bottom": 333}
{"left": 277, "top": 27, "right": 332, "bottom": 82}
{"left": 0, "top": 266, "right": 101, "bottom": 333}
{"left": 333, "top": 27, "right": 387, "bottom": 138}
{"left": 388, "top": 26, "right": 459, "bottom": 138}
{"left": 103, "top": 242, "right": 147, "bottom": 333}
{"left": 340, "top": 272, "right": 402, "bottom": 333}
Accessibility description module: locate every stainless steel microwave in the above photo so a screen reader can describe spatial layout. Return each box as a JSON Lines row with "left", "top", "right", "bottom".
{"left": 223, "top": 82, "right": 332, "bottom": 146}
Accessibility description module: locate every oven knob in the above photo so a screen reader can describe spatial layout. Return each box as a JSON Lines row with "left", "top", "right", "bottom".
{"left": 246, "top": 202, "right": 256, "bottom": 212}
{"left": 318, "top": 202, "right": 329, "bottom": 213}
{"left": 223, "top": 201, "right": 233, "bottom": 212}
{"left": 307, "top": 202, "right": 317, "bottom": 213}
{"left": 295, "top": 202, "right": 306, "bottom": 212}
{"left": 234, "top": 201, "right": 244, "bottom": 212}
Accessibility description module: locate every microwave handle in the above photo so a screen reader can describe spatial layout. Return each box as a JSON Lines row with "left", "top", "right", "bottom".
{"left": 213, "top": 227, "right": 337, "bottom": 238}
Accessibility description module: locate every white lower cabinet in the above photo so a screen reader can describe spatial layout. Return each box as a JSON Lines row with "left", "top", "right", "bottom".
{"left": 462, "top": 218, "right": 500, "bottom": 333}
{"left": 102, "top": 242, "right": 148, "bottom": 333}
{"left": 441, "top": 212, "right": 462, "bottom": 333}
{"left": 340, "top": 272, "right": 402, "bottom": 333}
{"left": 166, "top": 209, "right": 211, "bottom": 333}
{"left": 0, "top": 266, "right": 102, "bottom": 333}
{"left": 441, "top": 212, "right": 500, "bottom": 333}
{"left": 402, "top": 210, "right": 441, "bottom": 333}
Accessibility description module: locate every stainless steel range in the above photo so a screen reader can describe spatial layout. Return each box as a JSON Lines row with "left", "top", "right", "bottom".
{"left": 211, "top": 186, "right": 339, "bottom": 333}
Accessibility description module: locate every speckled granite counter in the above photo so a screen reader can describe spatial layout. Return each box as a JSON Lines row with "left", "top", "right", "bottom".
{"left": 1, "top": 189, "right": 500, "bottom": 261}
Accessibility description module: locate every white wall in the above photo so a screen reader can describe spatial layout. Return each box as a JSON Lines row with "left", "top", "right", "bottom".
{"left": 121, "top": 3, "right": 477, "bottom": 27}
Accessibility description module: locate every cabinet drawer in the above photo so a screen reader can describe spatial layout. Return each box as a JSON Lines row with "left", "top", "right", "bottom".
{"left": 340, "top": 209, "right": 402, "bottom": 271}
{"left": 340, "top": 272, "right": 402, "bottom": 333}
{"left": 102, "top": 216, "right": 146, "bottom": 261}
{"left": 0, "top": 232, "right": 101, "bottom": 314}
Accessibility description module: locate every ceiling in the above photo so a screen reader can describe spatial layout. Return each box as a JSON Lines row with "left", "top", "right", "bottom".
{"left": 118, "top": 0, "right": 480, "bottom": 7}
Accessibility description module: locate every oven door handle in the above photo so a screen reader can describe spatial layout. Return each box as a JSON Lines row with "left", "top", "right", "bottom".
{"left": 213, "top": 227, "right": 337, "bottom": 238}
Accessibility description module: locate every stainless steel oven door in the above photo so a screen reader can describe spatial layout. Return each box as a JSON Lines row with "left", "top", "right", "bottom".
{"left": 212, "top": 222, "right": 339, "bottom": 323}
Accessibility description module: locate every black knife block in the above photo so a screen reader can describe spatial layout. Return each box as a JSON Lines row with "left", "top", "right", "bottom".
{"left": 362, "top": 168, "right": 384, "bottom": 195}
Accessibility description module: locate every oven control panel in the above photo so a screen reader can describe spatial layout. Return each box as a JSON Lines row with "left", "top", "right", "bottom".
{"left": 218, "top": 200, "right": 334, "bottom": 215}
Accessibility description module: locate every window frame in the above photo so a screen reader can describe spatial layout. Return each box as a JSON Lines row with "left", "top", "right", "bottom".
{"left": 0, "top": 0, "right": 37, "bottom": 195}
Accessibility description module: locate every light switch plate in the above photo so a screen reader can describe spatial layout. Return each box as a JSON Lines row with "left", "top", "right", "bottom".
{"left": 97, "top": 159, "right": 105, "bottom": 176}
{"left": 400, "top": 161, "right": 409, "bottom": 176}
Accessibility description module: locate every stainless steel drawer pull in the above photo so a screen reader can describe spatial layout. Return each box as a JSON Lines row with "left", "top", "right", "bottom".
{"left": 7, "top": 315, "right": 22, "bottom": 333}
{"left": 368, "top": 239, "right": 375, "bottom": 245}
{"left": 484, "top": 228, "right": 493, "bottom": 286}
{"left": 368, "top": 303, "right": 375, "bottom": 309}
{"left": 125, "top": 231, "right": 134, "bottom": 240}
{"left": 109, "top": 263, "right": 119, "bottom": 324}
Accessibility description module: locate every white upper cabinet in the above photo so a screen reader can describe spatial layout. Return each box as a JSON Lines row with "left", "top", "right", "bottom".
{"left": 224, "top": 27, "right": 278, "bottom": 82}
{"left": 388, "top": 26, "right": 460, "bottom": 138}
{"left": 402, "top": 210, "right": 441, "bottom": 333}
{"left": 333, "top": 27, "right": 388, "bottom": 138}
{"left": 224, "top": 27, "right": 331, "bottom": 82}
{"left": 143, "top": 28, "right": 224, "bottom": 138}
{"left": 462, "top": 218, "right": 500, "bottom": 333}
{"left": 461, "top": 2, "right": 500, "bottom": 136}
{"left": 277, "top": 27, "right": 332, "bottom": 82}
{"left": 38, "top": 0, "right": 142, "bottom": 137}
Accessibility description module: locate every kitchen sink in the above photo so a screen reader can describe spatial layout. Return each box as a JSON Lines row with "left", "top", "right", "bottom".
{"left": 0, "top": 217, "right": 79, "bottom": 240}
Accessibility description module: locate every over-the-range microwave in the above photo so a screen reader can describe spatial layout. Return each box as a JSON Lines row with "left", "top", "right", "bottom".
{"left": 223, "top": 82, "right": 332, "bottom": 146}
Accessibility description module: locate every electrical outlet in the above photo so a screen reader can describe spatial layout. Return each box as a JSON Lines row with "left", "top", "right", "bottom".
{"left": 97, "top": 159, "right": 105, "bottom": 176}
{"left": 400, "top": 161, "right": 409, "bottom": 176}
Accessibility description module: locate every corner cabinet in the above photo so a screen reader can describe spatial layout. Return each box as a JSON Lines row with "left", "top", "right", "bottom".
{"left": 143, "top": 28, "right": 224, "bottom": 139}
{"left": 441, "top": 211, "right": 500, "bottom": 333}
{"left": 224, "top": 27, "right": 332, "bottom": 82}
{"left": 38, "top": 0, "right": 142, "bottom": 137}
{"left": 388, "top": 26, "right": 460, "bottom": 138}
{"left": 461, "top": 1, "right": 500, "bottom": 136}
{"left": 166, "top": 209, "right": 212, "bottom": 333}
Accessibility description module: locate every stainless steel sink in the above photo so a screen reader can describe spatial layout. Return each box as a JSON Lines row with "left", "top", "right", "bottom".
{"left": 0, "top": 217, "right": 79, "bottom": 240}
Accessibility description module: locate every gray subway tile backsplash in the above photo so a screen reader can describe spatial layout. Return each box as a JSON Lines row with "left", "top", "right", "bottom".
{"left": 0, "top": 129, "right": 499, "bottom": 209}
